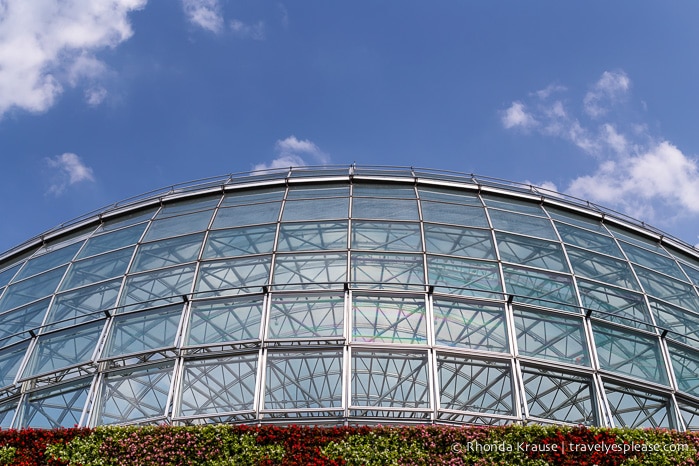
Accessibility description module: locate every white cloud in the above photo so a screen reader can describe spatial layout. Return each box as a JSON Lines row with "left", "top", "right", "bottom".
{"left": 45, "top": 153, "right": 96, "bottom": 195}
{"left": 501, "top": 101, "right": 537, "bottom": 130}
{"left": 182, "top": 0, "right": 223, "bottom": 33}
{"left": 85, "top": 86, "right": 108, "bottom": 106}
{"left": 0, "top": 0, "right": 146, "bottom": 118}
{"left": 583, "top": 70, "right": 630, "bottom": 118}
{"left": 230, "top": 19, "right": 266, "bottom": 40}
{"left": 503, "top": 70, "right": 699, "bottom": 228}
{"left": 253, "top": 136, "right": 330, "bottom": 171}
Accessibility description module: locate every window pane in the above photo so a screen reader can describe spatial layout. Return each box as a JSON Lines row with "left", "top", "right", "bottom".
{"left": 418, "top": 187, "right": 481, "bottom": 205}
{"left": 61, "top": 247, "right": 134, "bottom": 290}
{"left": 421, "top": 202, "right": 489, "bottom": 228}
{"left": 620, "top": 242, "right": 685, "bottom": 280}
{"left": 212, "top": 203, "right": 281, "bottom": 229}
{"left": 19, "top": 379, "right": 90, "bottom": 428}
{"left": 277, "top": 222, "right": 347, "bottom": 252}
{"left": 204, "top": 225, "right": 277, "bottom": 258}
{"left": 196, "top": 257, "right": 270, "bottom": 297}
{"left": 351, "top": 253, "right": 424, "bottom": 290}
{"left": 155, "top": 195, "right": 220, "bottom": 218}
{"left": 567, "top": 247, "right": 640, "bottom": 290}
{"left": 130, "top": 233, "right": 203, "bottom": 272}
{"left": 0, "top": 266, "right": 68, "bottom": 313}
{"left": 273, "top": 253, "right": 347, "bottom": 290}
{"left": 437, "top": 356, "right": 513, "bottom": 415}
{"left": 120, "top": 265, "right": 195, "bottom": 311}
{"left": 514, "top": 308, "right": 589, "bottom": 366}
{"left": 104, "top": 305, "right": 182, "bottom": 358}
{"left": 593, "top": 323, "right": 667, "bottom": 385}
{"left": 282, "top": 198, "right": 349, "bottom": 221}
{"left": 0, "top": 342, "right": 30, "bottom": 387}
{"left": 186, "top": 297, "right": 263, "bottom": 345}
{"left": 427, "top": 256, "right": 502, "bottom": 299}
{"left": 0, "top": 299, "right": 49, "bottom": 347}
{"left": 433, "top": 300, "right": 507, "bottom": 352}
{"left": 424, "top": 225, "right": 494, "bottom": 259}
{"left": 353, "top": 295, "right": 427, "bottom": 344}
{"left": 649, "top": 299, "right": 699, "bottom": 346}
{"left": 265, "top": 351, "right": 343, "bottom": 410}
{"left": 554, "top": 222, "right": 622, "bottom": 257}
{"left": 77, "top": 223, "right": 147, "bottom": 259}
{"left": 489, "top": 210, "right": 556, "bottom": 240}
{"left": 482, "top": 194, "right": 545, "bottom": 216}
{"left": 577, "top": 280, "right": 651, "bottom": 330}
{"left": 144, "top": 210, "right": 214, "bottom": 241}
{"left": 352, "top": 222, "right": 421, "bottom": 252}
{"left": 668, "top": 344, "right": 699, "bottom": 397}
{"left": 0, "top": 264, "right": 22, "bottom": 288}
{"left": 220, "top": 188, "right": 284, "bottom": 206}
{"left": 352, "top": 198, "right": 419, "bottom": 221}
{"left": 503, "top": 266, "right": 578, "bottom": 312}
{"left": 351, "top": 351, "right": 429, "bottom": 408}
{"left": 495, "top": 232, "right": 568, "bottom": 272}
{"left": 634, "top": 266, "right": 699, "bottom": 311}
{"left": 45, "top": 280, "right": 121, "bottom": 331}
{"left": 268, "top": 294, "right": 344, "bottom": 340}
{"left": 14, "top": 242, "right": 82, "bottom": 282}
{"left": 604, "top": 381, "right": 672, "bottom": 428}
{"left": 353, "top": 184, "right": 415, "bottom": 198}
{"left": 521, "top": 367, "right": 595, "bottom": 425}
{"left": 179, "top": 354, "right": 257, "bottom": 416}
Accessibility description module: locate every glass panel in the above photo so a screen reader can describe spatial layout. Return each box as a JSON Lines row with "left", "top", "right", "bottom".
{"left": 179, "top": 354, "right": 257, "bottom": 416}
{"left": 437, "top": 356, "right": 513, "bottom": 415}
{"left": 46, "top": 280, "right": 121, "bottom": 331}
{"left": 514, "top": 308, "right": 589, "bottom": 366}
{"left": 143, "top": 210, "right": 214, "bottom": 241}
{"left": 352, "top": 198, "right": 419, "bottom": 221}
{"left": 488, "top": 210, "right": 556, "bottom": 240}
{"left": 130, "top": 234, "right": 204, "bottom": 273}
{"left": 679, "top": 261, "right": 699, "bottom": 287}
{"left": 286, "top": 183, "right": 348, "bottom": 199}
{"left": 567, "top": 247, "right": 640, "bottom": 291}
{"left": 678, "top": 400, "right": 699, "bottom": 431}
{"left": 353, "top": 184, "right": 416, "bottom": 198}
{"left": 503, "top": 266, "right": 578, "bottom": 312}
{"left": 577, "top": 280, "right": 651, "bottom": 330}
{"left": 272, "top": 253, "right": 347, "bottom": 290}
{"left": 495, "top": 232, "right": 568, "bottom": 272}
{"left": 277, "top": 222, "right": 347, "bottom": 252}
{"left": 420, "top": 201, "right": 489, "bottom": 228}
{"left": 0, "top": 342, "right": 30, "bottom": 387}
{"left": 282, "top": 198, "right": 349, "bottom": 221}
{"left": 418, "top": 187, "right": 481, "bottom": 205}
{"left": 97, "top": 362, "right": 173, "bottom": 424}
{"left": 604, "top": 381, "right": 672, "bottom": 428}
{"left": 14, "top": 242, "right": 82, "bottom": 282}
{"left": 186, "top": 297, "right": 263, "bottom": 345}
{"left": 0, "top": 266, "right": 67, "bottom": 313}
{"left": 428, "top": 256, "right": 502, "bottom": 299}
{"left": 196, "top": 257, "right": 271, "bottom": 297}
{"left": 554, "top": 222, "right": 623, "bottom": 257}
{"left": 265, "top": 350, "right": 343, "bottom": 409}
{"left": 351, "top": 253, "right": 424, "bottom": 290}
{"left": 268, "top": 294, "right": 343, "bottom": 340}
{"left": 620, "top": 242, "right": 685, "bottom": 280}
{"left": 352, "top": 221, "right": 421, "bottom": 252}
{"left": 433, "top": 300, "right": 507, "bottom": 352}
{"left": 351, "top": 351, "right": 429, "bottom": 408}
{"left": 0, "top": 398, "right": 17, "bottom": 429}
{"left": 0, "top": 299, "right": 49, "bottom": 347}
{"left": 634, "top": 266, "right": 699, "bottom": 311}
{"left": 103, "top": 305, "right": 182, "bottom": 358}
{"left": 220, "top": 188, "right": 284, "bottom": 206}
{"left": 204, "top": 225, "right": 277, "bottom": 258}
{"left": 353, "top": 295, "right": 427, "bottom": 344}
{"left": 593, "top": 323, "right": 667, "bottom": 385}
{"left": 608, "top": 226, "right": 664, "bottom": 251}
{"left": 23, "top": 321, "right": 104, "bottom": 377}
{"left": 77, "top": 223, "right": 147, "bottom": 259}
{"left": 547, "top": 207, "right": 608, "bottom": 233}
{"left": 212, "top": 203, "right": 281, "bottom": 229}
{"left": 97, "top": 209, "right": 155, "bottom": 232}
{"left": 0, "top": 263, "right": 21, "bottom": 288}
{"left": 61, "top": 247, "right": 133, "bottom": 290}
{"left": 424, "top": 225, "right": 494, "bottom": 259}
{"left": 18, "top": 379, "right": 90, "bottom": 428}
{"left": 120, "top": 265, "right": 195, "bottom": 311}
{"left": 668, "top": 344, "right": 699, "bottom": 397}
{"left": 156, "top": 195, "right": 220, "bottom": 218}
{"left": 482, "top": 194, "right": 545, "bottom": 216}
{"left": 521, "top": 367, "right": 595, "bottom": 425}
{"left": 649, "top": 299, "right": 699, "bottom": 346}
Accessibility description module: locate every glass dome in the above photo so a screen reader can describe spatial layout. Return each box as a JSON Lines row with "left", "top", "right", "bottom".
{"left": 0, "top": 165, "right": 698, "bottom": 430}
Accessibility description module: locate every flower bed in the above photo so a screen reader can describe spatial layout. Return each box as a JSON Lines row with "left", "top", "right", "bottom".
{"left": 0, "top": 424, "right": 696, "bottom": 465}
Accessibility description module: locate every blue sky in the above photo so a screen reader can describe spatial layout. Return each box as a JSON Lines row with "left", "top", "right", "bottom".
{"left": 1, "top": 1, "right": 699, "bottom": 254}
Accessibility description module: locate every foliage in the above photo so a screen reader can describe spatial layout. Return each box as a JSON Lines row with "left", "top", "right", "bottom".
{"left": 0, "top": 423, "right": 696, "bottom": 465}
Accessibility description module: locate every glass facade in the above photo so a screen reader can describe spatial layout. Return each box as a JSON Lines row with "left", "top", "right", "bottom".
{"left": 0, "top": 166, "right": 697, "bottom": 430}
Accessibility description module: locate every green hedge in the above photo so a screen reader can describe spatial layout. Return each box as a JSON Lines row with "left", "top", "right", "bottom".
{"left": 0, "top": 424, "right": 696, "bottom": 465}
